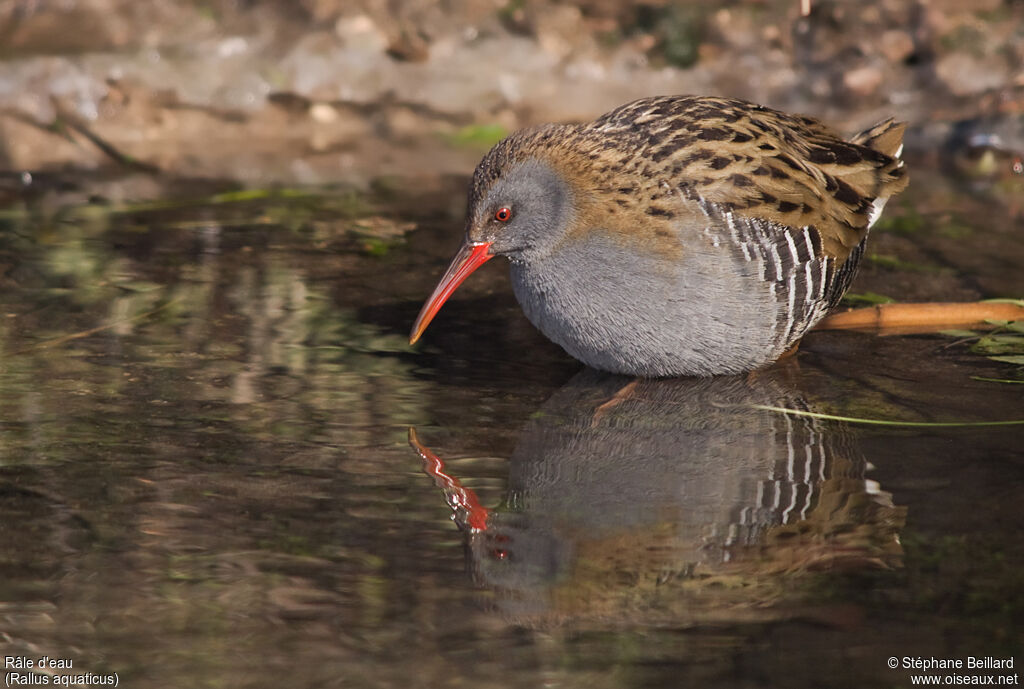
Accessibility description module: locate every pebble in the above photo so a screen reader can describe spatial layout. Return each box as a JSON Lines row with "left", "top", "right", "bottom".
{"left": 936, "top": 53, "right": 1010, "bottom": 97}
{"left": 879, "top": 30, "right": 915, "bottom": 63}
{"left": 843, "top": 65, "right": 884, "bottom": 97}
{"left": 335, "top": 14, "right": 389, "bottom": 54}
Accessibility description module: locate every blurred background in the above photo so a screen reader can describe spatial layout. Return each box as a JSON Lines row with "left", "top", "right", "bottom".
{"left": 1, "top": 0, "right": 1022, "bottom": 187}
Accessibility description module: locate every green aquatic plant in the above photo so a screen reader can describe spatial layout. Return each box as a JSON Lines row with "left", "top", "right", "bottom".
{"left": 444, "top": 123, "right": 511, "bottom": 150}
{"left": 940, "top": 310, "right": 1024, "bottom": 374}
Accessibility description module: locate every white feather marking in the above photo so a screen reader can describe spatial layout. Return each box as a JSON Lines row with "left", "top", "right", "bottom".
{"left": 801, "top": 227, "right": 815, "bottom": 259}
{"left": 800, "top": 445, "right": 815, "bottom": 520}
{"left": 867, "top": 196, "right": 889, "bottom": 229}
{"left": 785, "top": 416, "right": 796, "bottom": 482}
{"left": 781, "top": 482, "right": 800, "bottom": 524}
{"left": 726, "top": 212, "right": 754, "bottom": 261}
{"left": 768, "top": 242, "right": 784, "bottom": 282}
{"left": 787, "top": 272, "right": 798, "bottom": 335}
{"left": 784, "top": 230, "right": 801, "bottom": 268}
{"left": 804, "top": 261, "right": 816, "bottom": 313}
{"left": 739, "top": 506, "right": 751, "bottom": 525}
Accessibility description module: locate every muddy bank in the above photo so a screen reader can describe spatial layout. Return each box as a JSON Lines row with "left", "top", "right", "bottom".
{"left": 0, "top": 0, "right": 1022, "bottom": 187}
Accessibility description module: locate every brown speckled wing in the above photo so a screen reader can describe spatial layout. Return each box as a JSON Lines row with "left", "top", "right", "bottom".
{"left": 586, "top": 96, "right": 908, "bottom": 262}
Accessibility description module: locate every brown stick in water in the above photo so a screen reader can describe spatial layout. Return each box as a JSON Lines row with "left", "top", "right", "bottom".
{"left": 815, "top": 302, "right": 1024, "bottom": 334}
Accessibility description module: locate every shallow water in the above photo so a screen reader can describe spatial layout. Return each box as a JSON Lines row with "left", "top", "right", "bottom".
{"left": 0, "top": 163, "right": 1021, "bottom": 688}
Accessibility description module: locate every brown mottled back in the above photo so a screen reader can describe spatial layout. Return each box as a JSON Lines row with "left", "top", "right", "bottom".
{"left": 470, "top": 96, "right": 908, "bottom": 262}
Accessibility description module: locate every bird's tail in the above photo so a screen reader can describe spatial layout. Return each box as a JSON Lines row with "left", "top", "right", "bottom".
{"left": 851, "top": 118, "right": 909, "bottom": 228}
{"left": 851, "top": 118, "right": 907, "bottom": 160}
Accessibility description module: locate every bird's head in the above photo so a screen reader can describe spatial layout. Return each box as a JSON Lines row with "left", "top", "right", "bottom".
{"left": 409, "top": 132, "right": 577, "bottom": 344}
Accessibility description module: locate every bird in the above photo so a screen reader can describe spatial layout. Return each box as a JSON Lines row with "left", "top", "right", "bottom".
{"left": 409, "top": 95, "right": 908, "bottom": 377}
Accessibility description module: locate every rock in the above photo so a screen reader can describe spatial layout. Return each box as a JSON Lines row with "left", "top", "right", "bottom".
{"left": 535, "top": 5, "right": 590, "bottom": 60}
{"left": 387, "top": 30, "right": 430, "bottom": 62}
{"left": 309, "top": 103, "right": 339, "bottom": 124}
{"left": 843, "top": 65, "right": 884, "bottom": 97}
{"left": 879, "top": 30, "right": 915, "bottom": 63}
{"left": 936, "top": 53, "right": 1011, "bottom": 97}
{"left": 335, "top": 14, "right": 389, "bottom": 54}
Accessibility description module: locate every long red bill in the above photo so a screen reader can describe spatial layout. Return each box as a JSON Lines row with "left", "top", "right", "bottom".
{"left": 408, "top": 427, "right": 489, "bottom": 532}
{"left": 409, "top": 240, "right": 494, "bottom": 344}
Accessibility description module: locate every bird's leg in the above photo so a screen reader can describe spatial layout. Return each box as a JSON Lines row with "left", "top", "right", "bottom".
{"left": 778, "top": 341, "right": 801, "bottom": 360}
{"left": 591, "top": 379, "right": 642, "bottom": 426}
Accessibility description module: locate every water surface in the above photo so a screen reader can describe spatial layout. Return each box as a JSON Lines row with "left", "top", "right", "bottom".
{"left": 0, "top": 164, "right": 1021, "bottom": 688}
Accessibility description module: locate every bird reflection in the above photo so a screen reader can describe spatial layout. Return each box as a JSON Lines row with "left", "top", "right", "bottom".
{"left": 410, "top": 365, "right": 905, "bottom": 626}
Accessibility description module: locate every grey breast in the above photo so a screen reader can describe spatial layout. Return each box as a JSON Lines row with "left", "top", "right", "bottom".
{"left": 508, "top": 222, "right": 794, "bottom": 377}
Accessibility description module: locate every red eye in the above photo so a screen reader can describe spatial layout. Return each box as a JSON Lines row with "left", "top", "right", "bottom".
{"left": 494, "top": 207, "right": 512, "bottom": 222}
